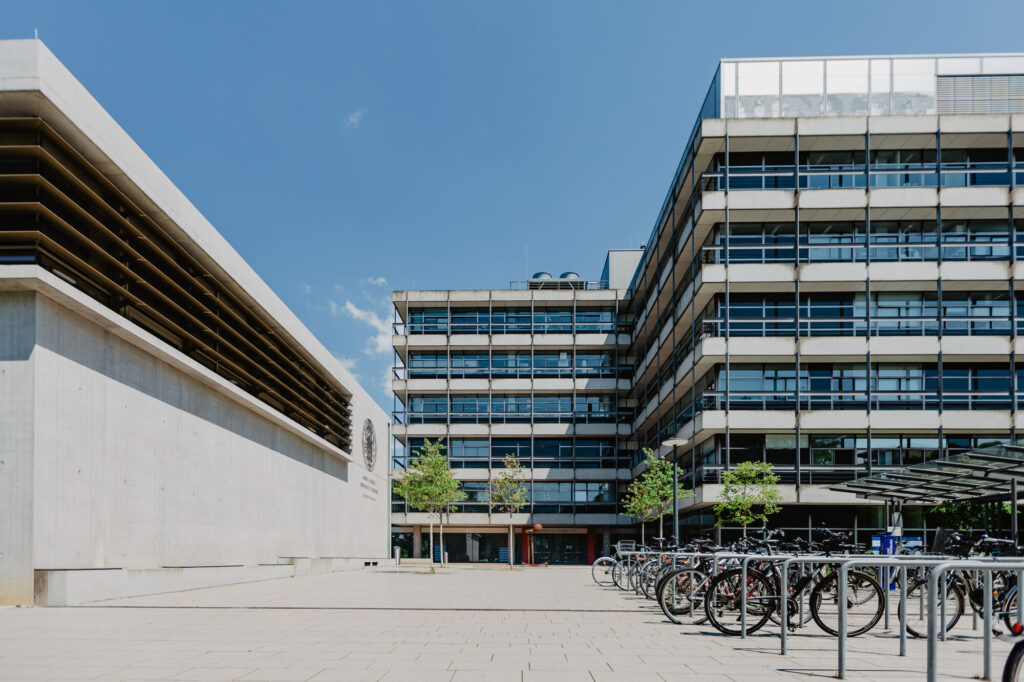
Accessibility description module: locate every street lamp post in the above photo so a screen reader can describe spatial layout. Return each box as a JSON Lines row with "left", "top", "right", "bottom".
{"left": 662, "top": 438, "right": 688, "bottom": 545}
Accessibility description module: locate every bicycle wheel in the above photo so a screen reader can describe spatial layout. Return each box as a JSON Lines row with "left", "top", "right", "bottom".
{"left": 639, "top": 562, "right": 658, "bottom": 599}
{"left": 591, "top": 557, "right": 617, "bottom": 587}
{"left": 897, "top": 578, "right": 963, "bottom": 639}
{"left": 612, "top": 560, "right": 629, "bottom": 590}
{"left": 1002, "top": 586, "right": 1023, "bottom": 633}
{"left": 1003, "top": 638, "right": 1024, "bottom": 682}
{"left": 810, "top": 570, "right": 884, "bottom": 637}
{"left": 704, "top": 568, "right": 776, "bottom": 636}
{"left": 657, "top": 567, "right": 709, "bottom": 625}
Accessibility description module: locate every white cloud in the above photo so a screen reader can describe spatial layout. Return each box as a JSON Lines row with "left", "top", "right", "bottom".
{"left": 340, "top": 300, "right": 391, "bottom": 355}
{"left": 362, "top": 276, "right": 388, "bottom": 287}
{"left": 346, "top": 107, "right": 367, "bottom": 128}
{"left": 334, "top": 355, "right": 357, "bottom": 372}
{"left": 381, "top": 365, "right": 394, "bottom": 396}
{"left": 302, "top": 282, "right": 312, "bottom": 294}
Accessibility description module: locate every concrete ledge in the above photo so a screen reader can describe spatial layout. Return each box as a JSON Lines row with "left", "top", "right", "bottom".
{"left": 34, "top": 564, "right": 295, "bottom": 605}
{"left": 34, "top": 557, "right": 386, "bottom": 605}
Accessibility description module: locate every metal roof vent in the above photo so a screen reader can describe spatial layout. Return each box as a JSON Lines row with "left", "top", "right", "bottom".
{"left": 560, "top": 271, "right": 581, "bottom": 280}
{"left": 531, "top": 271, "right": 552, "bottom": 280}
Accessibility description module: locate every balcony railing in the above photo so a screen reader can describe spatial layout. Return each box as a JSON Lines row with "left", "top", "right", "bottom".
{"left": 698, "top": 162, "right": 1020, "bottom": 192}
{"left": 695, "top": 390, "right": 1013, "bottom": 412}
{"left": 393, "top": 366, "right": 630, "bottom": 380}
{"left": 392, "top": 410, "right": 626, "bottom": 425}
{"left": 701, "top": 241, "right": 1013, "bottom": 264}
{"left": 395, "top": 321, "right": 618, "bottom": 335}
{"left": 698, "top": 316, "right": 1011, "bottom": 338}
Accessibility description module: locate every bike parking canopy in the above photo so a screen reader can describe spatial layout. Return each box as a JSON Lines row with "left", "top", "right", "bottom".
{"left": 829, "top": 444, "right": 1024, "bottom": 543}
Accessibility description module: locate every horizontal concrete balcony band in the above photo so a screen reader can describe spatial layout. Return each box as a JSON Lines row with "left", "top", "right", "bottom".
{"left": 682, "top": 482, "right": 868, "bottom": 509}
{"left": 394, "top": 289, "right": 625, "bottom": 305}
{"left": 680, "top": 409, "right": 1014, "bottom": 436}
{"left": 695, "top": 186, "right": 1014, "bottom": 214}
{"left": 702, "top": 113, "right": 1024, "bottom": 138}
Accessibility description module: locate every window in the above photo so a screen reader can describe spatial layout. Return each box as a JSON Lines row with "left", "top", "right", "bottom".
{"left": 450, "top": 353, "right": 489, "bottom": 377}
{"left": 533, "top": 352, "right": 571, "bottom": 377}
{"left": 408, "top": 353, "right": 446, "bottom": 378}
{"left": 409, "top": 308, "right": 447, "bottom": 333}
{"left": 576, "top": 308, "right": 615, "bottom": 332}
{"left": 450, "top": 439, "right": 489, "bottom": 469}
{"left": 491, "top": 308, "right": 531, "bottom": 333}
{"left": 534, "top": 309, "right": 572, "bottom": 333}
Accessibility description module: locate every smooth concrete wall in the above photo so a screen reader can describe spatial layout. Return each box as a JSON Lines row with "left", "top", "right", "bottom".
{"left": 0, "top": 292, "right": 36, "bottom": 604}
{"left": 1, "top": 290, "right": 390, "bottom": 604}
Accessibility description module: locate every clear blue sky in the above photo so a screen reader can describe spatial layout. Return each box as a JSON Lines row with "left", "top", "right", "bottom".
{"left": 2, "top": 0, "right": 1022, "bottom": 409}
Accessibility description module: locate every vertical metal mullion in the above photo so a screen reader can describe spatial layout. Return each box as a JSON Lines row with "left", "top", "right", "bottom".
{"left": 723, "top": 131, "right": 730, "bottom": 474}
{"left": 690, "top": 160, "right": 698, "bottom": 503}
{"left": 866, "top": 276, "right": 872, "bottom": 477}
{"left": 865, "top": 126, "right": 872, "bottom": 476}
{"left": 1010, "top": 128, "right": 1017, "bottom": 444}
{"left": 446, "top": 296, "right": 452, "bottom": 436}
{"left": 1012, "top": 346, "right": 1017, "bottom": 444}
{"left": 794, "top": 130, "right": 801, "bottom": 488}
{"left": 938, "top": 277, "right": 945, "bottom": 460}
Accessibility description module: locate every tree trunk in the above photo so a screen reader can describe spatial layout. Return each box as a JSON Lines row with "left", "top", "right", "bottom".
{"left": 742, "top": 523, "right": 747, "bottom": 537}
{"left": 641, "top": 520, "right": 645, "bottom": 546}
{"left": 659, "top": 512, "right": 664, "bottom": 542}
{"left": 439, "top": 514, "right": 445, "bottom": 566}
{"left": 508, "top": 515, "right": 514, "bottom": 569}
{"left": 429, "top": 518, "right": 435, "bottom": 568}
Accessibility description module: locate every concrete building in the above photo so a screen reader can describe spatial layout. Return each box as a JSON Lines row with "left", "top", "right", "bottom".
{"left": 391, "top": 251, "right": 642, "bottom": 563}
{"left": 0, "top": 39, "right": 390, "bottom": 605}
{"left": 393, "top": 53, "right": 1024, "bottom": 557}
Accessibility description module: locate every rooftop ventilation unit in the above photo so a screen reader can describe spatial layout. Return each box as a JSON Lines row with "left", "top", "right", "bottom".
{"left": 528, "top": 271, "right": 586, "bottom": 290}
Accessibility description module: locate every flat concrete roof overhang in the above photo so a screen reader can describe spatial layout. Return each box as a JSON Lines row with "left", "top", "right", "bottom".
{"left": 0, "top": 39, "right": 386, "bottom": 450}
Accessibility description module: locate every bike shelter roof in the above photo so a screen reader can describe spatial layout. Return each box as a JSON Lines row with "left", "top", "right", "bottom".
{"left": 829, "top": 444, "right": 1024, "bottom": 504}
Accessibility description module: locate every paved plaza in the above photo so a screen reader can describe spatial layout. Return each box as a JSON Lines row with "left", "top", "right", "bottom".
{"left": 0, "top": 565, "right": 1012, "bottom": 681}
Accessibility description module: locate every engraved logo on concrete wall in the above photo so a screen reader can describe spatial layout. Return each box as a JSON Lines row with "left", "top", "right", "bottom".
{"left": 362, "top": 418, "right": 377, "bottom": 471}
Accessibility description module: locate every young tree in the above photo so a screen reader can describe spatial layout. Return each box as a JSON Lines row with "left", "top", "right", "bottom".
{"left": 488, "top": 454, "right": 529, "bottom": 568}
{"left": 714, "top": 460, "right": 783, "bottom": 536}
{"left": 622, "top": 448, "right": 693, "bottom": 545}
{"left": 392, "top": 438, "right": 464, "bottom": 570}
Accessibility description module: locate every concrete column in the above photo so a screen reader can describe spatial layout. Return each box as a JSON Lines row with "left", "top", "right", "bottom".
{"left": 0, "top": 293, "right": 36, "bottom": 605}
{"left": 412, "top": 525, "right": 422, "bottom": 558}
{"left": 602, "top": 528, "right": 611, "bottom": 556}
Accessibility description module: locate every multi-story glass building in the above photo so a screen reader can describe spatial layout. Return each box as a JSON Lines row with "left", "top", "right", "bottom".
{"left": 393, "top": 53, "right": 1024, "bottom": 560}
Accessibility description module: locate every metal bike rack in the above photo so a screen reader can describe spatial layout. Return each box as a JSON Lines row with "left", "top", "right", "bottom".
{"left": 925, "top": 559, "right": 1024, "bottom": 682}
{"left": 598, "top": 544, "right": 1024, "bottom": 680}
{"left": 835, "top": 556, "right": 964, "bottom": 679}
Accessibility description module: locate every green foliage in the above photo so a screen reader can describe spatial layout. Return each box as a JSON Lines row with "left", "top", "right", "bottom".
{"left": 392, "top": 438, "right": 465, "bottom": 521}
{"left": 622, "top": 448, "right": 693, "bottom": 524}
{"left": 489, "top": 455, "right": 528, "bottom": 516}
{"left": 714, "top": 460, "right": 783, "bottom": 530}
{"left": 930, "top": 499, "right": 1011, "bottom": 529}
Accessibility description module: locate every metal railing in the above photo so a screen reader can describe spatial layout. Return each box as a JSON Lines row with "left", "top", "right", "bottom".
{"left": 394, "top": 321, "right": 618, "bottom": 335}
{"left": 392, "top": 410, "right": 625, "bottom": 425}
{"left": 393, "top": 366, "right": 630, "bottom": 380}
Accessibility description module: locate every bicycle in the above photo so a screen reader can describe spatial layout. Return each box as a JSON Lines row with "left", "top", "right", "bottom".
{"left": 703, "top": 530, "right": 885, "bottom": 637}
